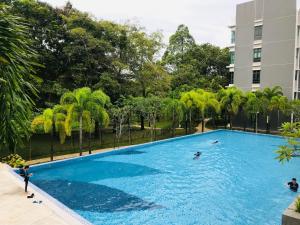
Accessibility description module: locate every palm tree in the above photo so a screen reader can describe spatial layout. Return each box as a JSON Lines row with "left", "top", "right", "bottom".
{"left": 244, "top": 92, "right": 264, "bottom": 133}
{"left": 163, "top": 98, "right": 184, "bottom": 137}
{"left": 60, "top": 87, "right": 110, "bottom": 156}
{"left": 218, "top": 87, "right": 243, "bottom": 129}
{"left": 144, "top": 96, "right": 162, "bottom": 141}
{"left": 0, "top": 6, "right": 38, "bottom": 153}
{"left": 262, "top": 86, "right": 283, "bottom": 133}
{"left": 270, "top": 95, "right": 289, "bottom": 129}
{"left": 180, "top": 90, "right": 198, "bottom": 133}
{"left": 31, "top": 105, "right": 68, "bottom": 161}
{"left": 194, "top": 90, "right": 220, "bottom": 132}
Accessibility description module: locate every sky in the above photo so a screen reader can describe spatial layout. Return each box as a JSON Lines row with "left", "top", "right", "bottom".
{"left": 40, "top": 0, "right": 300, "bottom": 48}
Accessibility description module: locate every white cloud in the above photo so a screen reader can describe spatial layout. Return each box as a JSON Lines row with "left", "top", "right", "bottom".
{"left": 39, "top": 0, "right": 300, "bottom": 47}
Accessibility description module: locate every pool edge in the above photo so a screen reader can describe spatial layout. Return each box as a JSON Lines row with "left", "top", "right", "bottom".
{"left": 6, "top": 164, "right": 92, "bottom": 225}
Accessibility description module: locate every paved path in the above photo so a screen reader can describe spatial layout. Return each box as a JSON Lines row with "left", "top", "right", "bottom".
{"left": 195, "top": 118, "right": 212, "bottom": 133}
{"left": 0, "top": 164, "right": 88, "bottom": 225}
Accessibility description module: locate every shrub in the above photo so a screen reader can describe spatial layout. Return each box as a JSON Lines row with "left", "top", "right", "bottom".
{"left": 295, "top": 197, "right": 300, "bottom": 213}
{"left": 1, "top": 154, "right": 26, "bottom": 168}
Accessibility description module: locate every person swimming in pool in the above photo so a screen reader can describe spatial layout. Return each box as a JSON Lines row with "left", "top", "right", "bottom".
{"left": 212, "top": 141, "right": 219, "bottom": 144}
{"left": 287, "top": 178, "right": 299, "bottom": 192}
{"left": 193, "top": 152, "right": 202, "bottom": 160}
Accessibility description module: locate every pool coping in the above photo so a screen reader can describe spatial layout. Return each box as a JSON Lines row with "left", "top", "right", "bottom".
{"left": 12, "top": 129, "right": 288, "bottom": 225}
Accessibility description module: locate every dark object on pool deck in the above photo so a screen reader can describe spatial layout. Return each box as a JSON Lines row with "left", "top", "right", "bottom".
{"left": 288, "top": 178, "right": 299, "bottom": 192}
{"left": 34, "top": 179, "right": 162, "bottom": 213}
{"left": 27, "top": 193, "right": 34, "bottom": 198}
{"left": 193, "top": 152, "right": 202, "bottom": 160}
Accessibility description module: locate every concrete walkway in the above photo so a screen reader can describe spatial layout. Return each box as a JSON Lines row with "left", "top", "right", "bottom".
{"left": 0, "top": 164, "right": 89, "bottom": 225}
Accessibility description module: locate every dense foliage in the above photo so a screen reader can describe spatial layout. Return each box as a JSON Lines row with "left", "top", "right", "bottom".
{"left": 6, "top": 0, "right": 230, "bottom": 108}
{"left": 1, "top": 154, "right": 25, "bottom": 168}
{"left": 0, "top": 5, "right": 38, "bottom": 153}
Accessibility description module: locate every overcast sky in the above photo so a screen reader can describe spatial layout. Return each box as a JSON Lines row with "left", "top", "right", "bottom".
{"left": 40, "top": 0, "right": 300, "bottom": 48}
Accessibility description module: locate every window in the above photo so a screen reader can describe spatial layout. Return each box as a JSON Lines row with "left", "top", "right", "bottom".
{"left": 229, "top": 72, "right": 234, "bottom": 84}
{"left": 252, "top": 70, "right": 260, "bottom": 84}
{"left": 231, "top": 31, "right": 235, "bottom": 44}
{"left": 254, "top": 25, "right": 263, "bottom": 40}
{"left": 253, "top": 48, "right": 261, "bottom": 62}
{"left": 230, "top": 52, "right": 235, "bottom": 64}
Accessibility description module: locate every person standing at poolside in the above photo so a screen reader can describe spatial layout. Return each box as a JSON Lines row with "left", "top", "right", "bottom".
{"left": 24, "top": 165, "right": 32, "bottom": 193}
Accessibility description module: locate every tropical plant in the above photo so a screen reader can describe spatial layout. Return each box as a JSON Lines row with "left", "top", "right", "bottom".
{"left": 163, "top": 97, "right": 184, "bottom": 137}
{"left": 60, "top": 87, "right": 110, "bottom": 156}
{"left": 276, "top": 122, "right": 300, "bottom": 163}
{"left": 218, "top": 87, "right": 243, "bottom": 129}
{"left": 1, "top": 154, "right": 25, "bottom": 168}
{"left": 269, "top": 95, "right": 289, "bottom": 128}
{"left": 144, "top": 96, "right": 163, "bottom": 141}
{"left": 180, "top": 90, "right": 199, "bottom": 133}
{"left": 194, "top": 90, "right": 220, "bottom": 132}
{"left": 0, "top": 5, "right": 38, "bottom": 153}
{"left": 261, "top": 86, "right": 283, "bottom": 133}
{"left": 244, "top": 92, "right": 265, "bottom": 133}
{"left": 31, "top": 105, "right": 69, "bottom": 161}
{"left": 295, "top": 197, "right": 300, "bottom": 213}
{"left": 289, "top": 100, "right": 300, "bottom": 122}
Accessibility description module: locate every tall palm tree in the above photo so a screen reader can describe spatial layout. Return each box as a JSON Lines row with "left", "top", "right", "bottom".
{"left": 244, "top": 92, "right": 264, "bottom": 133}
{"left": 218, "top": 87, "right": 243, "bottom": 129}
{"left": 262, "top": 86, "right": 283, "bottom": 133}
{"left": 0, "top": 6, "right": 38, "bottom": 153}
{"left": 163, "top": 98, "right": 184, "bottom": 137}
{"left": 31, "top": 105, "right": 68, "bottom": 161}
{"left": 60, "top": 87, "right": 110, "bottom": 156}
{"left": 180, "top": 90, "right": 198, "bottom": 133}
{"left": 194, "top": 90, "right": 220, "bottom": 132}
{"left": 270, "top": 95, "right": 289, "bottom": 129}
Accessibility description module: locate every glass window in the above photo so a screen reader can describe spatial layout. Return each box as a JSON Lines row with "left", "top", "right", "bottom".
{"left": 253, "top": 48, "right": 261, "bottom": 62}
{"left": 229, "top": 72, "right": 234, "bottom": 84}
{"left": 230, "top": 52, "right": 235, "bottom": 64}
{"left": 254, "top": 25, "right": 263, "bottom": 40}
{"left": 231, "top": 31, "right": 235, "bottom": 44}
{"left": 252, "top": 70, "right": 260, "bottom": 84}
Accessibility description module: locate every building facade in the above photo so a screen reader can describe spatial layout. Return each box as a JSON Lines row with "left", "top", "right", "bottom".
{"left": 228, "top": 0, "right": 300, "bottom": 99}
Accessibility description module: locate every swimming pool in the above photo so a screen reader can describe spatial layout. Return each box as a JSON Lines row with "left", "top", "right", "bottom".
{"left": 28, "top": 130, "right": 300, "bottom": 225}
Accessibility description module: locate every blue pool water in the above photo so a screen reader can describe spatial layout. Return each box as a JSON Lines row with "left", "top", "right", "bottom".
{"left": 29, "top": 130, "right": 300, "bottom": 225}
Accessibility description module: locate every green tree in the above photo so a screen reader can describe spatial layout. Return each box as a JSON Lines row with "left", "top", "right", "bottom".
{"left": 144, "top": 96, "right": 162, "bottom": 141}
{"left": 163, "top": 24, "right": 195, "bottom": 69}
{"left": 31, "top": 106, "right": 69, "bottom": 160}
{"left": 269, "top": 95, "right": 289, "bottom": 128}
{"left": 180, "top": 90, "right": 199, "bottom": 133}
{"left": 288, "top": 100, "right": 300, "bottom": 122}
{"left": 60, "top": 87, "right": 110, "bottom": 156}
{"left": 261, "top": 86, "right": 283, "bottom": 133}
{"left": 276, "top": 122, "right": 300, "bottom": 163}
{"left": 0, "top": 5, "right": 38, "bottom": 153}
{"left": 194, "top": 90, "right": 220, "bottom": 132}
{"left": 244, "top": 92, "right": 264, "bottom": 133}
{"left": 218, "top": 87, "right": 243, "bottom": 129}
{"left": 163, "top": 98, "right": 184, "bottom": 137}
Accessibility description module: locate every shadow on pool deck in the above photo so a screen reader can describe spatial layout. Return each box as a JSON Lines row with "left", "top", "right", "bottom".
{"left": 34, "top": 179, "right": 162, "bottom": 213}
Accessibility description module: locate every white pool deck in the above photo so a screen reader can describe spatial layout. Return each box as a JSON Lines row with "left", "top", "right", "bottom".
{"left": 0, "top": 163, "right": 89, "bottom": 225}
